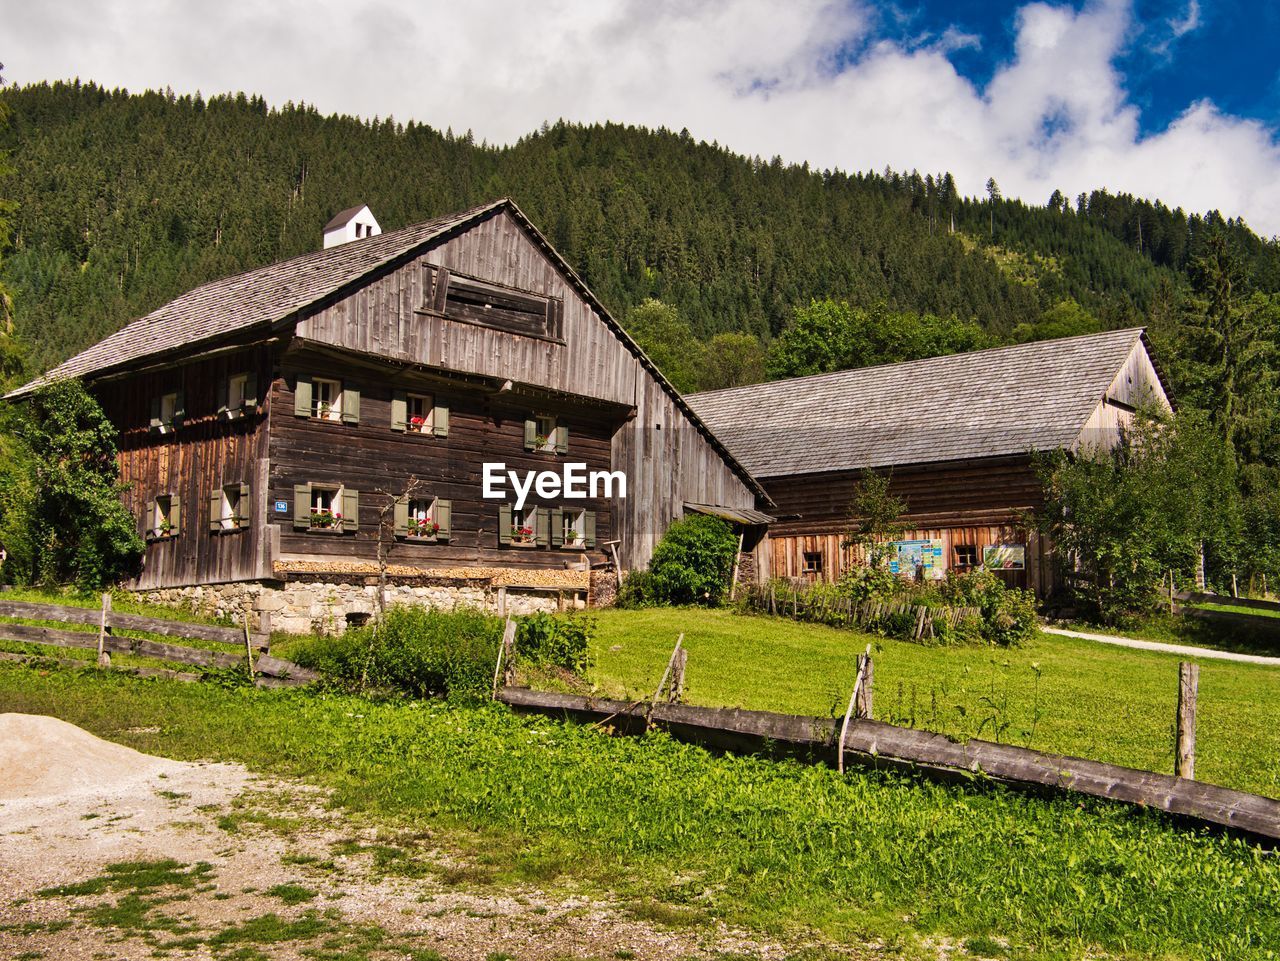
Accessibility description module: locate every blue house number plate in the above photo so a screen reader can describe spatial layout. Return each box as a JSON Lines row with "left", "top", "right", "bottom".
{"left": 275, "top": 500, "right": 289, "bottom": 514}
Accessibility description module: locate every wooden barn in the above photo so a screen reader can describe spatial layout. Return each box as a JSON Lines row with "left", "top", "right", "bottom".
{"left": 10, "top": 199, "right": 770, "bottom": 626}
{"left": 688, "top": 329, "right": 1172, "bottom": 594}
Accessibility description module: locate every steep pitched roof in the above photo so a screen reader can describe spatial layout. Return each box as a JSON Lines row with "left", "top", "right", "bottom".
{"left": 323, "top": 204, "right": 371, "bottom": 231}
{"left": 11, "top": 200, "right": 507, "bottom": 395}
{"left": 687, "top": 329, "right": 1159, "bottom": 478}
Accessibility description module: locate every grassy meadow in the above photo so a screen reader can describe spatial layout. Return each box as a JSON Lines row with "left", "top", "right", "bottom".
{"left": 2, "top": 661, "right": 1279, "bottom": 960}
{"left": 584, "top": 608, "right": 1280, "bottom": 798}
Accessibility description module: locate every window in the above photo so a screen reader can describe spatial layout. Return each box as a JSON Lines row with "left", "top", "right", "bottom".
{"left": 552, "top": 507, "right": 596, "bottom": 550}
{"left": 221, "top": 372, "right": 257, "bottom": 419}
{"left": 422, "top": 266, "right": 563, "bottom": 340}
{"left": 802, "top": 551, "right": 824, "bottom": 575}
{"left": 149, "top": 494, "right": 180, "bottom": 540}
{"left": 407, "top": 394, "right": 434, "bottom": 434}
{"left": 292, "top": 483, "right": 358, "bottom": 532}
{"left": 525, "top": 414, "right": 567, "bottom": 453}
{"left": 396, "top": 495, "right": 452, "bottom": 541}
{"left": 500, "top": 504, "right": 541, "bottom": 547}
{"left": 210, "top": 483, "right": 250, "bottom": 532}
{"left": 150, "top": 391, "right": 184, "bottom": 434}
{"left": 294, "top": 377, "right": 359, "bottom": 424}
{"left": 313, "top": 378, "right": 342, "bottom": 421}
{"left": 954, "top": 544, "right": 978, "bottom": 570}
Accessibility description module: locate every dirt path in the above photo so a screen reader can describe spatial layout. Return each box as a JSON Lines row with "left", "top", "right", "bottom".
{"left": 0, "top": 713, "right": 833, "bottom": 961}
{"left": 1042, "top": 626, "right": 1280, "bottom": 666}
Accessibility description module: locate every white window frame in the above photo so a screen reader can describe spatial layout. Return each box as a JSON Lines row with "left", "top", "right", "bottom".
{"left": 562, "top": 507, "right": 587, "bottom": 549}
{"left": 407, "top": 495, "right": 440, "bottom": 538}
{"left": 152, "top": 495, "right": 175, "bottom": 538}
{"left": 407, "top": 393, "right": 435, "bottom": 435}
{"left": 310, "top": 485, "right": 342, "bottom": 529}
{"left": 511, "top": 506, "right": 536, "bottom": 544}
{"left": 227, "top": 373, "right": 249, "bottom": 417}
{"left": 220, "top": 485, "right": 243, "bottom": 531}
{"left": 158, "top": 392, "right": 178, "bottom": 433}
{"left": 313, "top": 378, "right": 343, "bottom": 422}
{"left": 535, "top": 414, "right": 557, "bottom": 452}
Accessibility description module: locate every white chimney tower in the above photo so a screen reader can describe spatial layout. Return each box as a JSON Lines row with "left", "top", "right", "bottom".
{"left": 323, "top": 204, "right": 381, "bottom": 249}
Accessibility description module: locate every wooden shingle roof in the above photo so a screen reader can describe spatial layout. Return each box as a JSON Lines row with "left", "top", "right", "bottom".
{"left": 11, "top": 200, "right": 508, "bottom": 395}
{"left": 687, "top": 329, "right": 1155, "bottom": 478}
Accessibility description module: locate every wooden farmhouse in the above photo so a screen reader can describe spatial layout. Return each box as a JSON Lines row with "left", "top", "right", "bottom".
{"left": 11, "top": 199, "right": 770, "bottom": 630}
{"left": 687, "top": 329, "right": 1172, "bottom": 595}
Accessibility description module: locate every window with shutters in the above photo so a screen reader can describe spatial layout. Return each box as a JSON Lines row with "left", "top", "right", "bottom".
{"left": 313, "top": 378, "right": 342, "bottom": 421}
{"left": 148, "top": 494, "right": 180, "bottom": 540}
{"left": 310, "top": 486, "right": 342, "bottom": 530}
{"left": 211, "top": 483, "right": 250, "bottom": 532}
{"left": 397, "top": 495, "right": 451, "bottom": 542}
{"left": 293, "top": 482, "right": 358, "bottom": 533}
{"left": 222, "top": 372, "right": 256, "bottom": 419}
{"left": 150, "top": 391, "right": 183, "bottom": 434}
{"left": 561, "top": 508, "right": 587, "bottom": 549}
{"left": 511, "top": 507, "right": 537, "bottom": 546}
{"left": 525, "top": 414, "right": 567, "bottom": 454}
{"left": 407, "top": 394, "right": 434, "bottom": 434}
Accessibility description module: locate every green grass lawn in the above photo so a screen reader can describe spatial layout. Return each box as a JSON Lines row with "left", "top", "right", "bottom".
{"left": 1, "top": 663, "right": 1278, "bottom": 961}
{"left": 1195, "top": 600, "right": 1280, "bottom": 619}
{"left": 584, "top": 608, "right": 1280, "bottom": 798}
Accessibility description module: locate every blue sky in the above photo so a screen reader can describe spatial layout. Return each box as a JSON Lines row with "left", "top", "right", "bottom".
{"left": 4, "top": 0, "right": 1280, "bottom": 233}
{"left": 891, "top": 0, "right": 1278, "bottom": 134}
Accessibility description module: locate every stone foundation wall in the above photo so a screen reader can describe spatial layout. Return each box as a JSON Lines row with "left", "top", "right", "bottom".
{"left": 134, "top": 577, "right": 596, "bottom": 636}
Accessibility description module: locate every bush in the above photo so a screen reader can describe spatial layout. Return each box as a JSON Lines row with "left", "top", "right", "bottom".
{"left": 516, "top": 611, "right": 594, "bottom": 674}
{"left": 616, "top": 569, "right": 660, "bottom": 607}
{"left": 293, "top": 605, "right": 502, "bottom": 701}
{"left": 940, "top": 570, "right": 1038, "bottom": 646}
{"left": 634, "top": 514, "right": 739, "bottom": 606}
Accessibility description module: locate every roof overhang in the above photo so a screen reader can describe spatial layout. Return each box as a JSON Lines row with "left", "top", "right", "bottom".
{"left": 684, "top": 501, "right": 775, "bottom": 526}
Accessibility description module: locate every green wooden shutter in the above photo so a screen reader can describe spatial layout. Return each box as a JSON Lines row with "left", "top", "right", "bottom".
{"left": 555, "top": 424, "right": 569, "bottom": 454}
{"left": 584, "top": 511, "right": 596, "bottom": 548}
{"left": 498, "top": 504, "right": 513, "bottom": 544}
{"left": 341, "top": 387, "right": 360, "bottom": 425}
{"left": 294, "top": 377, "right": 312, "bottom": 417}
{"left": 393, "top": 496, "right": 409, "bottom": 536}
{"left": 243, "top": 373, "right": 258, "bottom": 412}
{"left": 209, "top": 490, "right": 222, "bottom": 531}
{"left": 293, "top": 484, "right": 311, "bottom": 530}
{"left": 524, "top": 418, "right": 537, "bottom": 450}
{"left": 436, "top": 499, "right": 452, "bottom": 541}
{"left": 172, "top": 391, "right": 186, "bottom": 429}
{"left": 216, "top": 379, "right": 230, "bottom": 418}
{"left": 550, "top": 508, "right": 564, "bottom": 547}
{"left": 149, "top": 396, "right": 162, "bottom": 432}
{"left": 238, "top": 483, "right": 251, "bottom": 528}
{"left": 534, "top": 508, "right": 549, "bottom": 547}
{"left": 433, "top": 403, "right": 449, "bottom": 437}
{"left": 341, "top": 488, "right": 359, "bottom": 531}
{"left": 390, "top": 391, "right": 407, "bottom": 432}
{"left": 168, "top": 494, "right": 181, "bottom": 533}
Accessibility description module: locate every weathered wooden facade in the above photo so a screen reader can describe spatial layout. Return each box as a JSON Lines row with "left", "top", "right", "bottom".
{"left": 14, "top": 200, "right": 770, "bottom": 595}
{"left": 689, "top": 330, "right": 1172, "bottom": 594}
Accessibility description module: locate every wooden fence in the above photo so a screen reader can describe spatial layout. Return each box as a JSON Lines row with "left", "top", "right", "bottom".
{"left": 743, "top": 583, "right": 980, "bottom": 641}
{"left": 0, "top": 598, "right": 318, "bottom": 687}
{"left": 1169, "top": 591, "right": 1280, "bottom": 637}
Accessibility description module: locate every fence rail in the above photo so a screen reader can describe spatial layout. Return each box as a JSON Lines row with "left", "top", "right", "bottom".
{"left": 0, "top": 597, "right": 317, "bottom": 685}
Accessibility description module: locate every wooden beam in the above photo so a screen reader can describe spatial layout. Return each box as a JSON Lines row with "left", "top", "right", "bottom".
{"left": 496, "top": 687, "right": 1280, "bottom": 843}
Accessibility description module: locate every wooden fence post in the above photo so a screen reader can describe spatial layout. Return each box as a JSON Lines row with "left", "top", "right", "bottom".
{"left": 1176, "top": 661, "right": 1199, "bottom": 779}
{"left": 670, "top": 646, "right": 688, "bottom": 704}
{"left": 838, "top": 644, "right": 872, "bottom": 774}
{"left": 242, "top": 610, "right": 256, "bottom": 680}
{"left": 856, "top": 654, "right": 874, "bottom": 719}
{"left": 492, "top": 617, "right": 517, "bottom": 698}
{"left": 96, "top": 593, "right": 111, "bottom": 668}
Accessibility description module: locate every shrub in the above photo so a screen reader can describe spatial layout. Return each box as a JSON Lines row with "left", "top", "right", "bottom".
{"left": 516, "top": 611, "right": 594, "bottom": 674}
{"left": 940, "top": 570, "right": 1038, "bottom": 646}
{"left": 616, "top": 569, "right": 660, "bottom": 608}
{"left": 293, "top": 605, "right": 501, "bottom": 701}
{"left": 641, "top": 514, "right": 739, "bottom": 606}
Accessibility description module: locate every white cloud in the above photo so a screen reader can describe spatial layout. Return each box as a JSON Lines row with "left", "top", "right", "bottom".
{"left": 1169, "top": 0, "right": 1202, "bottom": 38}
{"left": 2, "top": 0, "right": 1279, "bottom": 235}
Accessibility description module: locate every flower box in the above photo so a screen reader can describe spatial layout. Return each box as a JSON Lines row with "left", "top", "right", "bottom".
{"left": 310, "top": 510, "right": 343, "bottom": 530}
